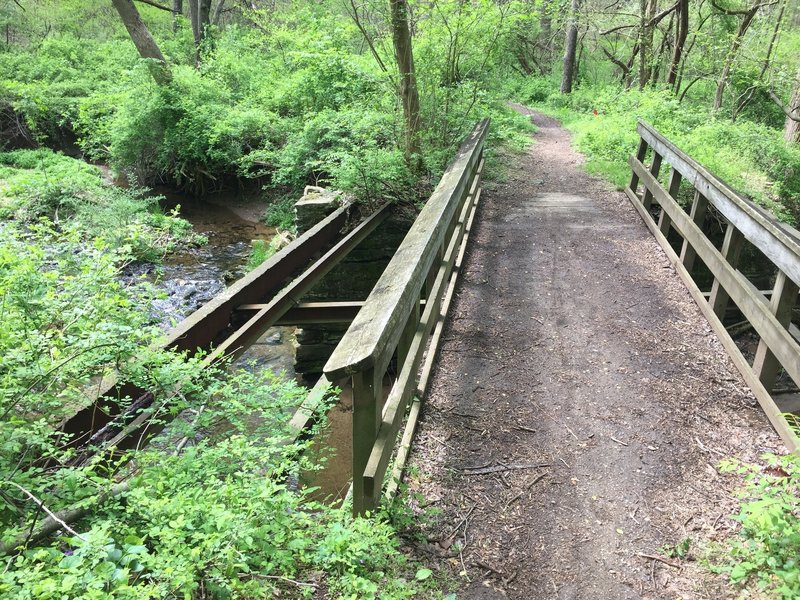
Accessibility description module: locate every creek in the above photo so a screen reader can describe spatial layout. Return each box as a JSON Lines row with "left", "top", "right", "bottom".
{"left": 144, "top": 191, "right": 351, "bottom": 503}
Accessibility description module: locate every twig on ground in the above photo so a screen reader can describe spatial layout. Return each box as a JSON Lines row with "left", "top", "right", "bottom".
{"left": 460, "top": 462, "right": 550, "bottom": 475}
{"left": 637, "top": 552, "right": 681, "bottom": 569}
{"left": 611, "top": 436, "right": 629, "bottom": 446}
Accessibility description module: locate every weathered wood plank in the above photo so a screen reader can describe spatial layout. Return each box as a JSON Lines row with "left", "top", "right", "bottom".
{"left": 361, "top": 169, "right": 477, "bottom": 504}
{"left": 629, "top": 137, "right": 649, "bottom": 195}
{"left": 638, "top": 121, "right": 800, "bottom": 287}
{"left": 204, "top": 202, "right": 392, "bottom": 365}
{"left": 324, "top": 119, "right": 490, "bottom": 381}
{"left": 625, "top": 184, "right": 799, "bottom": 451}
{"left": 753, "top": 272, "right": 799, "bottom": 391}
{"left": 386, "top": 162, "right": 484, "bottom": 503}
{"left": 352, "top": 367, "right": 382, "bottom": 516}
{"left": 630, "top": 158, "right": 800, "bottom": 390}
{"left": 657, "top": 167, "right": 681, "bottom": 236}
{"left": 709, "top": 224, "right": 744, "bottom": 319}
{"left": 643, "top": 151, "right": 662, "bottom": 211}
{"left": 681, "top": 191, "right": 709, "bottom": 271}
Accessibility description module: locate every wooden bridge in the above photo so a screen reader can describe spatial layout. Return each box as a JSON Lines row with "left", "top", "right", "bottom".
{"left": 55, "top": 117, "right": 799, "bottom": 520}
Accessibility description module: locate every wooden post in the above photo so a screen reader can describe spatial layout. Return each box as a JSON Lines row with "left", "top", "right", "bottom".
{"left": 658, "top": 167, "right": 681, "bottom": 236}
{"left": 680, "top": 190, "right": 709, "bottom": 271}
{"left": 397, "top": 301, "right": 420, "bottom": 371}
{"left": 709, "top": 224, "right": 744, "bottom": 319}
{"left": 752, "top": 271, "right": 799, "bottom": 391}
{"left": 352, "top": 367, "right": 382, "bottom": 515}
{"left": 629, "top": 138, "right": 649, "bottom": 197}
{"left": 642, "top": 151, "right": 663, "bottom": 211}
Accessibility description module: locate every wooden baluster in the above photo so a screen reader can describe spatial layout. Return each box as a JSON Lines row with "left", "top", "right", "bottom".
{"left": 752, "top": 271, "right": 799, "bottom": 392}
{"left": 658, "top": 168, "right": 681, "bottom": 236}
{"left": 680, "top": 190, "right": 709, "bottom": 271}
{"left": 397, "top": 301, "right": 419, "bottom": 373}
{"left": 709, "top": 224, "right": 744, "bottom": 319}
{"left": 352, "top": 366, "right": 382, "bottom": 515}
{"left": 642, "top": 152, "right": 663, "bottom": 211}
{"left": 629, "top": 137, "right": 648, "bottom": 198}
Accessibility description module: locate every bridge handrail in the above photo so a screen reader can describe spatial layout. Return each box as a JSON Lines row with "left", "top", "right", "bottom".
{"left": 325, "top": 119, "right": 490, "bottom": 380}
{"left": 324, "top": 119, "right": 489, "bottom": 515}
{"left": 636, "top": 121, "right": 800, "bottom": 284}
{"left": 626, "top": 121, "right": 800, "bottom": 451}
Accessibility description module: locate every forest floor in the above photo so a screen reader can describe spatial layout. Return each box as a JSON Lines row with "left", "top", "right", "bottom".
{"left": 402, "top": 107, "right": 785, "bottom": 599}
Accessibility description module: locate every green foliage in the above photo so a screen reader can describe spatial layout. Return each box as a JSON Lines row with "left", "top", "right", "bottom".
{"left": 712, "top": 454, "right": 800, "bottom": 598}
{"left": 263, "top": 194, "right": 297, "bottom": 231}
{"left": 0, "top": 221, "right": 435, "bottom": 598}
{"left": 509, "top": 79, "right": 800, "bottom": 223}
{"left": 0, "top": 148, "right": 196, "bottom": 260}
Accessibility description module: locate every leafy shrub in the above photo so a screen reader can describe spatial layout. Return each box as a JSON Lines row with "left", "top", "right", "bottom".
{"left": 0, "top": 222, "right": 434, "bottom": 598}
{"left": 0, "top": 148, "right": 196, "bottom": 260}
{"left": 713, "top": 454, "right": 800, "bottom": 598}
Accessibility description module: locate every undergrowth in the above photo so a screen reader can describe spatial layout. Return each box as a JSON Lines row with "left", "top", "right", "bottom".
{"left": 709, "top": 454, "right": 800, "bottom": 598}
{"left": 0, "top": 220, "right": 438, "bottom": 598}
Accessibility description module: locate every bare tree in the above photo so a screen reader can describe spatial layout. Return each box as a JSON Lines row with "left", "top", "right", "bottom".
{"left": 711, "top": 0, "right": 778, "bottom": 111}
{"left": 389, "top": 0, "right": 422, "bottom": 163}
{"left": 111, "top": 0, "right": 171, "bottom": 85}
{"left": 561, "top": 0, "right": 580, "bottom": 93}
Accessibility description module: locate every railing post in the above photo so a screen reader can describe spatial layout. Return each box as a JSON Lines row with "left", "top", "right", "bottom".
{"left": 680, "top": 191, "right": 709, "bottom": 271}
{"left": 658, "top": 168, "right": 681, "bottom": 235}
{"left": 629, "top": 138, "right": 649, "bottom": 198}
{"left": 709, "top": 224, "right": 744, "bottom": 319}
{"left": 752, "top": 271, "right": 799, "bottom": 391}
{"left": 397, "top": 301, "right": 420, "bottom": 371}
{"left": 642, "top": 152, "right": 663, "bottom": 211}
{"left": 352, "top": 367, "right": 382, "bottom": 516}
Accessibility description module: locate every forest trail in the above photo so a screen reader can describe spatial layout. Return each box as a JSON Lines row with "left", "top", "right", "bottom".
{"left": 404, "top": 108, "right": 784, "bottom": 599}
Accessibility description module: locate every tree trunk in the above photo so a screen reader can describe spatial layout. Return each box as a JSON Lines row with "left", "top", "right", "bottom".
{"left": 111, "top": 0, "right": 171, "bottom": 85}
{"left": 172, "top": 0, "right": 183, "bottom": 32}
{"left": 188, "top": 0, "right": 212, "bottom": 63}
{"left": 212, "top": 0, "right": 226, "bottom": 25}
{"left": 560, "top": 0, "right": 580, "bottom": 93}
{"left": 389, "top": 0, "right": 421, "bottom": 163}
{"left": 713, "top": 6, "right": 757, "bottom": 111}
{"left": 667, "top": 0, "right": 689, "bottom": 86}
{"left": 785, "top": 67, "right": 800, "bottom": 142}
{"left": 639, "top": 0, "right": 657, "bottom": 89}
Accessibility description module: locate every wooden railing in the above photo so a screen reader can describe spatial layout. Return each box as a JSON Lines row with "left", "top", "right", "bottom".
{"left": 324, "top": 119, "right": 490, "bottom": 515}
{"left": 626, "top": 121, "right": 800, "bottom": 451}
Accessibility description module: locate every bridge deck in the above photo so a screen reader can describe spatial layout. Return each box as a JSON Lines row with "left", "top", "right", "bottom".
{"left": 406, "top": 111, "right": 782, "bottom": 598}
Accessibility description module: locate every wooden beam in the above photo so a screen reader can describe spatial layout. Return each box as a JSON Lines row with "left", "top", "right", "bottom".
{"left": 753, "top": 271, "right": 799, "bottom": 391}
{"left": 709, "top": 224, "right": 744, "bottom": 319}
{"left": 204, "top": 202, "right": 392, "bottom": 366}
{"left": 681, "top": 190, "right": 709, "bottom": 271}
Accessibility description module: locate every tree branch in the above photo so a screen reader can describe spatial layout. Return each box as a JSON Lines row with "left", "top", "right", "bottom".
{"left": 134, "top": 0, "right": 173, "bottom": 11}
{"left": 601, "top": 23, "right": 637, "bottom": 36}
{"left": 648, "top": 1, "right": 679, "bottom": 26}
{"left": 768, "top": 89, "right": 800, "bottom": 122}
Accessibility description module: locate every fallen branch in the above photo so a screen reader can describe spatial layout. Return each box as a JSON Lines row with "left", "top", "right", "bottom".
{"left": 637, "top": 552, "right": 681, "bottom": 569}
{"left": 0, "top": 480, "right": 131, "bottom": 556}
{"left": 459, "top": 462, "right": 549, "bottom": 475}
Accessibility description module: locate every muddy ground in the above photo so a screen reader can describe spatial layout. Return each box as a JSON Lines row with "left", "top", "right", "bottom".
{"left": 402, "top": 109, "right": 785, "bottom": 599}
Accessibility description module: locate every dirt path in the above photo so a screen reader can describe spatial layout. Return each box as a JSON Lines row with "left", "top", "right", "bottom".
{"left": 404, "top": 109, "right": 784, "bottom": 599}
